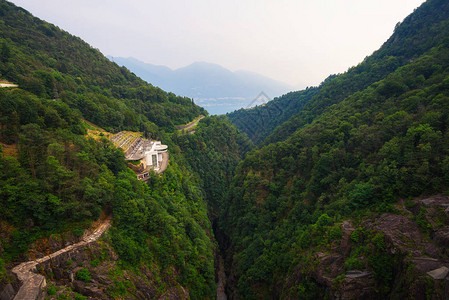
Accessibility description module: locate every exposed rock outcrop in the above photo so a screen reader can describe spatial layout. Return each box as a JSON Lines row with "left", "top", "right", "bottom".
{"left": 283, "top": 195, "right": 449, "bottom": 299}
{"left": 10, "top": 217, "right": 111, "bottom": 300}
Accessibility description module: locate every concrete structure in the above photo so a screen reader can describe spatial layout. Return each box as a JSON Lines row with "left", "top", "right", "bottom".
{"left": 135, "top": 140, "right": 169, "bottom": 180}
{"left": 110, "top": 132, "right": 168, "bottom": 180}
{"left": 145, "top": 141, "right": 168, "bottom": 170}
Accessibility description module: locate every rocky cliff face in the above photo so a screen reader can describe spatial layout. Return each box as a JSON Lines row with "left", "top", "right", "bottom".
{"left": 0, "top": 213, "right": 191, "bottom": 300}
{"left": 280, "top": 194, "right": 449, "bottom": 299}
{"left": 36, "top": 241, "right": 188, "bottom": 299}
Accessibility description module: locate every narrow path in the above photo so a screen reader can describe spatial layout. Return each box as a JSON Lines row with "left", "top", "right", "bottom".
{"left": 0, "top": 83, "right": 18, "bottom": 88}
{"left": 12, "top": 218, "right": 112, "bottom": 300}
{"left": 176, "top": 115, "right": 205, "bottom": 131}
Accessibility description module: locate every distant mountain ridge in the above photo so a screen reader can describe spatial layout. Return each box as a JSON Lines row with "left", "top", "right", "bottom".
{"left": 108, "top": 56, "right": 295, "bottom": 115}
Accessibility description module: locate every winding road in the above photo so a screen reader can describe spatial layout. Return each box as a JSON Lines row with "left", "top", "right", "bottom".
{"left": 0, "top": 83, "right": 18, "bottom": 88}
{"left": 176, "top": 115, "right": 205, "bottom": 132}
{"left": 11, "top": 217, "right": 112, "bottom": 300}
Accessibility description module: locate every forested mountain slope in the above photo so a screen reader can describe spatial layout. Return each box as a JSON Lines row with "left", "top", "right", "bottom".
{"left": 0, "top": 0, "right": 205, "bottom": 133}
{"left": 0, "top": 1, "right": 250, "bottom": 298}
{"left": 220, "top": 0, "right": 449, "bottom": 298}
{"left": 227, "top": 0, "right": 449, "bottom": 146}
{"left": 227, "top": 87, "right": 319, "bottom": 144}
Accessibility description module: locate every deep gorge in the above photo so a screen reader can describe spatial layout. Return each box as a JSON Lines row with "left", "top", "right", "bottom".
{"left": 2, "top": 0, "right": 449, "bottom": 298}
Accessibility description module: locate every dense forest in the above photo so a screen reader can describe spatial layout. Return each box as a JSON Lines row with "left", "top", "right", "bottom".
{"left": 221, "top": 0, "right": 449, "bottom": 298}
{"left": 228, "top": 0, "right": 449, "bottom": 147}
{"left": 0, "top": 1, "right": 246, "bottom": 298}
{"left": 2, "top": 0, "right": 449, "bottom": 299}
{"left": 0, "top": 0, "right": 205, "bottom": 134}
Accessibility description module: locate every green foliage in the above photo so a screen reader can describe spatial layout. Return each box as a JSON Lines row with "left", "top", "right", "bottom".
{"left": 227, "top": 87, "right": 319, "bottom": 144}
{"left": 1, "top": 0, "right": 449, "bottom": 298}
{"left": 0, "top": 259, "right": 6, "bottom": 282}
{"left": 108, "top": 277, "right": 135, "bottom": 298}
{"left": 75, "top": 268, "right": 91, "bottom": 282}
{"left": 349, "top": 182, "right": 374, "bottom": 208}
{"left": 350, "top": 227, "right": 366, "bottom": 244}
{"left": 0, "top": 2, "right": 215, "bottom": 297}
{"left": 46, "top": 284, "right": 57, "bottom": 296}
{"left": 328, "top": 226, "right": 343, "bottom": 242}
{"left": 345, "top": 257, "right": 365, "bottom": 270}
{"left": 315, "top": 213, "right": 332, "bottom": 230}
{"left": 220, "top": 1, "right": 449, "bottom": 297}
{"left": 174, "top": 116, "right": 252, "bottom": 208}
{"left": 291, "top": 278, "right": 321, "bottom": 300}
{"left": 90, "top": 259, "right": 100, "bottom": 267}
{"left": 369, "top": 253, "right": 394, "bottom": 286}
{"left": 0, "top": 1, "right": 205, "bottom": 133}
{"left": 74, "top": 293, "right": 87, "bottom": 300}
{"left": 414, "top": 207, "right": 432, "bottom": 232}
{"left": 108, "top": 166, "right": 216, "bottom": 298}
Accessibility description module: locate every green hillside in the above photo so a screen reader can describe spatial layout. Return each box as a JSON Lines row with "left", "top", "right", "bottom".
{"left": 0, "top": 0, "right": 205, "bottom": 133}
{"left": 2, "top": 0, "right": 449, "bottom": 298}
{"left": 228, "top": 0, "right": 449, "bottom": 146}
{"left": 0, "top": 1, "right": 244, "bottom": 298}
{"left": 220, "top": 0, "right": 449, "bottom": 298}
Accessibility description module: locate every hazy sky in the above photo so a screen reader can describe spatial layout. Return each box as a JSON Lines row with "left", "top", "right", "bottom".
{"left": 10, "top": 0, "right": 425, "bottom": 87}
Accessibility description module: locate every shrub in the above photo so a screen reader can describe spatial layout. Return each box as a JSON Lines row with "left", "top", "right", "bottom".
{"left": 90, "top": 259, "right": 101, "bottom": 267}
{"left": 74, "top": 293, "right": 87, "bottom": 300}
{"left": 46, "top": 284, "right": 57, "bottom": 296}
{"left": 345, "top": 257, "right": 365, "bottom": 270}
{"left": 328, "top": 226, "right": 343, "bottom": 242}
{"left": 75, "top": 268, "right": 91, "bottom": 282}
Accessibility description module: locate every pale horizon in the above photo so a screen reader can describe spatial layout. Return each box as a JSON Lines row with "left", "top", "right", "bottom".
{"left": 10, "top": 0, "right": 426, "bottom": 88}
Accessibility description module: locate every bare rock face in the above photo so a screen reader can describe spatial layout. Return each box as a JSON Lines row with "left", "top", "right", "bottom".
{"left": 311, "top": 250, "right": 377, "bottom": 300}
{"left": 335, "top": 276, "right": 376, "bottom": 300}
{"left": 433, "top": 227, "right": 449, "bottom": 247}
{"left": 374, "top": 214, "right": 422, "bottom": 251}
{"left": 309, "top": 195, "right": 449, "bottom": 299}
{"left": 427, "top": 266, "right": 449, "bottom": 280}
{"left": 374, "top": 213, "right": 440, "bottom": 257}
{"left": 314, "top": 252, "right": 345, "bottom": 287}
{"left": 28, "top": 232, "right": 82, "bottom": 260}
{"left": 419, "top": 194, "right": 449, "bottom": 208}
{"left": 408, "top": 257, "right": 442, "bottom": 273}
{"left": 339, "top": 221, "right": 354, "bottom": 256}
{"left": 0, "top": 284, "right": 15, "bottom": 300}
{"left": 73, "top": 280, "right": 106, "bottom": 299}
{"left": 345, "top": 270, "right": 371, "bottom": 279}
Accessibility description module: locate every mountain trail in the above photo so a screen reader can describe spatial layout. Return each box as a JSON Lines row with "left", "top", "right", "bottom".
{"left": 176, "top": 115, "right": 205, "bottom": 131}
{"left": 11, "top": 217, "right": 112, "bottom": 300}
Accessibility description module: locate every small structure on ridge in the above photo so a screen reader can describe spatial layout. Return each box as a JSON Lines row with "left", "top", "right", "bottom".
{"left": 110, "top": 132, "right": 168, "bottom": 180}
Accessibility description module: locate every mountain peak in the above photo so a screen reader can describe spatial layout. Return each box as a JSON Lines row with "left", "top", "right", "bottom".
{"left": 109, "top": 57, "right": 294, "bottom": 114}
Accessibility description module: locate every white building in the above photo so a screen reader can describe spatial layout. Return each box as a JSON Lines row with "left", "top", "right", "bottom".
{"left": 144, "top": 141, "right": 168, "bottom": 171}
{"left": 110, "top": 132, "right": 169, "bottom": 180}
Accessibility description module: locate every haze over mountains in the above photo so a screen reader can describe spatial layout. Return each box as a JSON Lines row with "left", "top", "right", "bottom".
{"left": 108, "top": 56, "right": 295, "bottom": 115}
{"left": 4, "top": 0, "right": 449, "bottom": 299}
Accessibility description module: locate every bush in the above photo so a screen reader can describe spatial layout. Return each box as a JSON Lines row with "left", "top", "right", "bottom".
{"left": 328, "top": 226, "right": 343, "bottom": 242}
{"left": 0, "top": 259, "right": 6, "bottom": 282}
{"left": 90, "top": 259, "right": 100, "bottom": 267}
{"left": 369, "top": 253, "right": 394, "bottom": 286}
{"left": 349, "top": 182, "right": 374, "bottom": 208}
{"left": 345, "top": 257, "right": 365, "bottom": 270}
{"left": 74, "top": 293, "right": 87, "bottom": 300}
{"left": 46, "top": 284, "right": 57, "bottom": 296}
{"left": 75, "top": 268, "right": 91, "bottom": 282}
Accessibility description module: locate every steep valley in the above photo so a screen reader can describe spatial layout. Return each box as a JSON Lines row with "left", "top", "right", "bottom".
{"left": 2, "top": 0, "right": 449, "bottom": 299}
